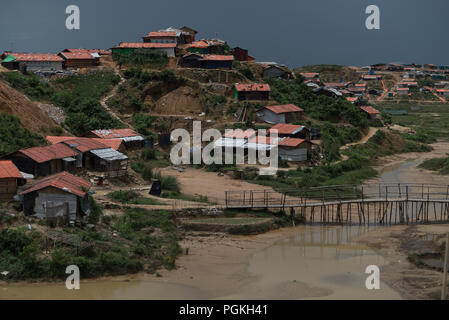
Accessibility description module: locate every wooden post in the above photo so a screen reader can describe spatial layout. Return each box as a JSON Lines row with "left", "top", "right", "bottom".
{"left": 225, "top": 191, "right": 228, "bottom": 208}
{"left": 441, "top": 233, "right": 449, "bottom": 300}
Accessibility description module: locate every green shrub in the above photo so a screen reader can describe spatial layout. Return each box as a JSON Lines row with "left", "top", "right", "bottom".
{"left": 0, "top": 112, "right": 45, "bottom": 156}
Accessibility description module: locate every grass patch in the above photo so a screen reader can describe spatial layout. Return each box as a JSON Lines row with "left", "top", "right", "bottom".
{"left": 0, "top": 112, "right": 45, "bottom": 156}
{"left": 107, "top": 190, "right": 161, "bottom": 205}
{"left": 419, "top": 156, "right": 449, "bottom": 175}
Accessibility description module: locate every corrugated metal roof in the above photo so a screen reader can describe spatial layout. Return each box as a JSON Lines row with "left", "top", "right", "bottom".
{"left": 360, "top": 106, "right": 380, "bottom": 114}
{"left": 59, "top": 52, "right": 95, "bottom": 60}
{"left": 47, "top": 136, "right": 123, "bottom": 151}
{"left": 265, "top": 104, "right": 303, "bottom": 114}
{"left": 146, "top": 31, "right": 178, "bottom": 37}
{"left": 223, "top": 129, "right": 256, "bottom": 139}
{"left": 0, "top": 161, "right": 22, "bottom": 179}
{"left": 278, "top": 138, "right": 307, "bottom": 147}
{"left": 268, "top": 124, "right": 305, "bottom": 135}
{"left": 7, "top": 53, "right": 63, "bottom": 62}
{"left": 248, "top": 136, "right": 282, "bottom": 145}
{"left": 63, "top": 138, "right": 108, "bottom": 153}
{"left": 122, "top": 136, "right": 144, "bottom": 142}
{"left": 20, "top": 172, "right": 91, "bottom": 197}
{"left": 201, "top": 55, "right": 234, "bottom": 61}
{"left": 20, "top": 144, "right": 78, "bottom": 163}
{"left": 234, "top": 83, "right": 270, "bottom": 92}
{"left": 118, "top": 42, "right": 176, "bottom": 49}
{"left": 46, "top": 136, "right": 75, "bottom": 144}
{"left": 213, "top": 138, "right": 247, "bottom": 148}
{"left": 92, "top": 139, "right": 124, "bottom": 151}
{"left": 90, "top": 148, "right": 128, "bottom": 162}
{"left": 91, "top": 129, "right": 140, "bottom": 139}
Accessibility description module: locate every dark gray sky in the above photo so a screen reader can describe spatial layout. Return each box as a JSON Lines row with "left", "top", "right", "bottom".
{"left": 0, "top": 0, "right": 447, "bottom": 68}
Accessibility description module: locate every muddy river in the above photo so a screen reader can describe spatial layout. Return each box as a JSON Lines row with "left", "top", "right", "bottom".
{"left": 0, "top": 158, "right": 428, "bottom": 300}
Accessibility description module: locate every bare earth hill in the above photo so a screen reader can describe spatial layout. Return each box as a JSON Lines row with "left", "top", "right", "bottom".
{"left": 0, "top": 79, "right": 59, "bottom": 134}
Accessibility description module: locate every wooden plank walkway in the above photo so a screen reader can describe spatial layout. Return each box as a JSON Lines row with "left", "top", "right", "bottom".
{"left": 225, "top": 184, "right": 449, "bottom": 225}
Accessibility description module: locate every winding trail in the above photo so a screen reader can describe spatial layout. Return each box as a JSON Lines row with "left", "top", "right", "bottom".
{"left": 338, "top": 127, "right": 379, "bottom": 161}
{"left": 100, "top": 70, "right": 127, "bottom": 124}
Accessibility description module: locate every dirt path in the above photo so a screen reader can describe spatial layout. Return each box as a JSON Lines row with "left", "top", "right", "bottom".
{"left": 100, "top": 70, "right": 127, "bottom": 124}
{"left": 338, "top": 127, "right": 379, "bottom": 161}
{"left": 159, "top": 167, "right": 274, "bottom": 204}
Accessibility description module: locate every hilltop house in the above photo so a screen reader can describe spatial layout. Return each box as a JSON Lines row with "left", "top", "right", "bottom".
{"left": 181, "top": 53, "right": 203, "bottom": 68}
{"left": 201, "top": 55, "right": 234, "bottom": 70}
{"left": 233, "top": 47, "right": 254, "bottom": 62}
{"left": 234, "top": 83, "right": 270, "bottom": 101}
{"left": 20, "top": 172, "right": 92, "bottom": 221}
{"left": 1, "top": 52, "right": 63, "bottom": 72}
{"left": 187, "top": 40, "right": 210, "bottom": 54}
{"left": 143, "top": 31, "right": 179, "bottom": 44}
{"left": 182, "top": 54, "right": 233, "bottom": 69}
{"left": 360, "top": 106, "right": 381, "bottom": 120}
{"left": 0, "top": 161, "right": 26, "bottom": 201}
{"left": 88, "top": 129, "right": 144, "bottom": 150}
{"left": 111, "top": 43, "right": 176, "bottom": 57}
{"left": 268, "top": 124, "right": 310, "bottom": 140}
{"left": 256, "top": 104, "right": 304, "bottom": 124}
{"left": 7, "top": 144, "right": 78, "bottom": 177}
{"left": 263, "top": 65, "right": 292, "bottom": 79}
{"left": 179, "top": 26, "right": 198, "bottom": 44}
{"left": 59, "top": 49, "right": 100, "bottom": 68}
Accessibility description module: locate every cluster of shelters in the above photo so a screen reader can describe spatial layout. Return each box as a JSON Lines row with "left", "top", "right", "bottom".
{"left": 2, "top": 129, "right": 144, "bottom": 180}
{"left": 213, "top": 125, "right": 314, "bottom": 163}
{"left": 0, "top": 128, "right": 146, "bottom": 222}
{"left": 112, "top": 26, "right": 251, "bottom": 66}
{"left": 1, "top": 49, "right": 110, "bottom": 72}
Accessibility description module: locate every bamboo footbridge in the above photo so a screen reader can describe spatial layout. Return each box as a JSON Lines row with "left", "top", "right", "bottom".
{"left": 225, "top": 184, "right": 449, "bottom": 225}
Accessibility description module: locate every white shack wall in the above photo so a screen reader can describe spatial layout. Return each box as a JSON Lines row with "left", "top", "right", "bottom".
{"left": 279, "top": 147, "right": 307, "bottom": 161}
{"left": 20, "top": 61, "right": 63, "bottom": 71}
{"left": 34, "top": 193, "right": 78, "bottom": 220}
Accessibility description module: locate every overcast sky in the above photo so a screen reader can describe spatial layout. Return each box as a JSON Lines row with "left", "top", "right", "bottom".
{"left": 0, "top": 0, "right": 447, "bottom": 68}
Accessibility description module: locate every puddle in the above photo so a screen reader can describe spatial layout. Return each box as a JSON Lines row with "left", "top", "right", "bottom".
{"left": 220, "top": 225, "right": 401, "bottom": 300}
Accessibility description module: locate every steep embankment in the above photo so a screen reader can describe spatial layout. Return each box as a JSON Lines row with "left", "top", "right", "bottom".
{"left": 0, "top": 79, "right": 60, "bottom": 134}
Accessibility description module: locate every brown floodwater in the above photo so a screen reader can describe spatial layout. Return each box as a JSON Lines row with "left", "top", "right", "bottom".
{"left": 0, "top": 160, "right": 414, "bottom": 300}
{"left": 0, "top": 225, "right": 401, "bottom": 300}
